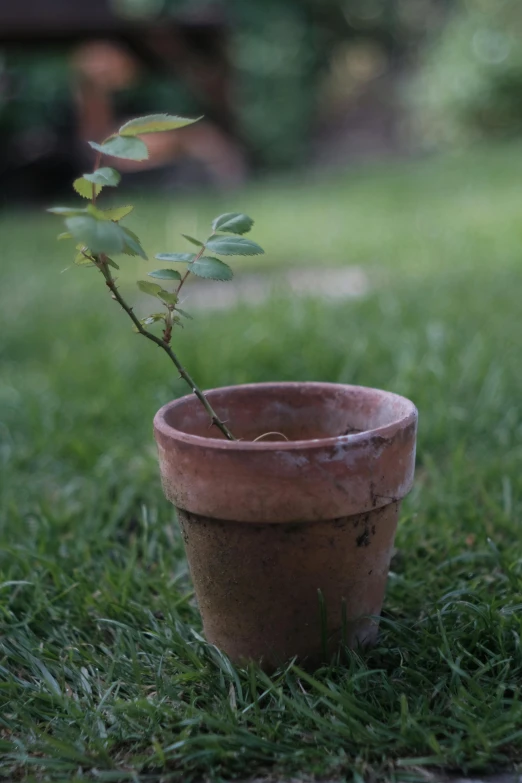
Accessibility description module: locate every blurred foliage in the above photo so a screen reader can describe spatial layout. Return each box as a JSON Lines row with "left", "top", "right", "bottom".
{"left": 0, "top": 52, "right": 199, "bottom": 137}
{"left": 409, "top": 0, "right": 522, "bottom": 148}
{"left": 0, "top": 0, "right": 443, "bottom": 172}
{"left": 222, "top": 0, "right": 443, "bottom": 168}
{"left": 0, "top": 53, "right": 70, "bottom": 134}
{"left": 229, "top": 1, "right": 333, "bottom": 168}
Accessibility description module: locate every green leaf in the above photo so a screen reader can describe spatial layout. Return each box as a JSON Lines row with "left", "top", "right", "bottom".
{"left": 48, "top": 206, "right": 88, "bottom": 216}
{"left": 86, "top": 204, "right": 107, "bottom": 219}
{"left": 211, "top": 213, "right": 254, "bottom": 235}
{"left": 141, "top": 313, "right": 165, "bottom": 325}
{"left": 137, "top": 280, "right": 164, "bottom": 298}
{"left": 155, "top": 252, "right": 195, "bottom": 263}
{"left": 105, "top": 258, "right": 120, "bottom": 269}
{"left": 205, "top": 236, "right": 264, "bottom": 256}
{"left": 74, "top": 245, "right": 93, "bottom": 269}
{"left": 148, "top": 269, "right": 182, "bottom": 280}
{"left": 84, "top": 203, "right": 133, "bottom": 223}
{"left": 190, "top": 256, "right": 233, "bottom": 281}
{"left": 99, "top": 205, "right": 133, "bottom": 222}
{"left": 181, "top": 234, "right": 204, "bottom": 248}
{"left": 119, "top": 114, "right": 200, "bottom": 136}
{"left": 175, "top": 307, "right": 193, "bottom": 320}
{"left": 83, "top": 167, "right": 121, "bottom": 186}
{"left": 89, "top": 136, "right": 148, "bottom": 161}
{"left": 158, "top": 290, "right": 178, "bottom": 305}
{"left": 57, "top": 232, "right": 72, "bottom": 241}
{"left": 73, "top": 178, "right": 103, "bottom": 199}
{"left": 74, "top": 256, "right": 93, "bottom": 267}
{"left": 121, "top": 227, "right": 148, "bottom": 259}
{"left": 65, "top": 215, "right": 125, "bottom": 255}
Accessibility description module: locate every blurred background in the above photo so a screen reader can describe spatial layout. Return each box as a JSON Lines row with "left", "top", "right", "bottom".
{"left": 2, "top": 0, "right": 522, "bottom": 528}
{"left": 4, "top": 0, "right": 519, "bottom": 198}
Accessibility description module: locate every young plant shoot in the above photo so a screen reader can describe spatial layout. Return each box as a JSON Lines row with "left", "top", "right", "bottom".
{"left": 49, "top": 114, "right": 264, "bottom": 441}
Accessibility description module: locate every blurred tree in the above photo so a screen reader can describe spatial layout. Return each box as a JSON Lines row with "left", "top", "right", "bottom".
{"left": 409, "top": 0, "right": 522, "bottom": 147}
{"left": 183, "top": 0, "right": 446, "bottom": 169}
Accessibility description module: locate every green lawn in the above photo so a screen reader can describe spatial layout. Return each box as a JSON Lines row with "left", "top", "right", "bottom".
{"left": 1, "top": 144, "right": 522, "bottom": 782}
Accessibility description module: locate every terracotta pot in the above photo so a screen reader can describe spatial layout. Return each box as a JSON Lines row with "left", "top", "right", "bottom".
{"left": 154, "top": 382, "right": 417, "bottom": 669}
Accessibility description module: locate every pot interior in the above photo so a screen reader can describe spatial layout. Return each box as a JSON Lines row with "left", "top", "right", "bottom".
{"left": 161, "top": 383, "right": 415, "bottom": 443}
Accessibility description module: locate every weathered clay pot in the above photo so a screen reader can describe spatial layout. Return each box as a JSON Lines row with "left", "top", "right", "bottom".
{"left": 153, "top": 382, "right": 417, "bottom": 669}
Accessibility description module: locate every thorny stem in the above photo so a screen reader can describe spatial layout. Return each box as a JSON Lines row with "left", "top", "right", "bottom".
{"left": 97, "top": 257, "right": 236, "bottom": 441}
{"left": 176, "top": 267, "right": 192, "bottom": 297}
{"left": 175, "top": 244, "right": 205, "bottom": 297}
{"left": 162, "top": 309, "right": 173, "bottom": 344}
{"left": 89, "top": 148, "right": 235, "bottom": 440}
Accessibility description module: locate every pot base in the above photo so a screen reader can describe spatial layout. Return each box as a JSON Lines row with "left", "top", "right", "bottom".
{"left": 178, "top": 501, "right": 400, "bottom": 670}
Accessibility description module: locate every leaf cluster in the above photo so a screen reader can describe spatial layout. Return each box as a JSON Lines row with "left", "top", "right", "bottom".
{"left": 49, "top": 114, "right": 265, "bottom": 335}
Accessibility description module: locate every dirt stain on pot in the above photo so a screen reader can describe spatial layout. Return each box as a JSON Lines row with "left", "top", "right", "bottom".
{"left": 356, "top": 527, "right": 371, "bottom": 547}
{"left": 356, "top": 513, "right": 375, "bottom": 547}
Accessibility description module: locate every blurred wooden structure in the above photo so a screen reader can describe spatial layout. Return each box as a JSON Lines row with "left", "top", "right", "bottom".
{"left": 0, "top": 0, "right": 233, "bottom": 128}
{"left": 0, "top": 0, "right": 246, "bottom": 189}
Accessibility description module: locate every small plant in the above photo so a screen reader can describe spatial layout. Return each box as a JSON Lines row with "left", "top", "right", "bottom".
{"left": 49, "top": 114, "right": 264, "bottom": 441}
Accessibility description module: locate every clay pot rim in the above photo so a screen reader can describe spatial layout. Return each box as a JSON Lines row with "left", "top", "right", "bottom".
{"left": 153, "top": 381, "right": 417, "bottom": 452}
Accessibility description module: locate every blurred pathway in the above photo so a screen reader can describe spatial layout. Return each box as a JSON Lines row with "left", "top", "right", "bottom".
{"left": 179, "top": 266, "right": 369, "bottom": 311}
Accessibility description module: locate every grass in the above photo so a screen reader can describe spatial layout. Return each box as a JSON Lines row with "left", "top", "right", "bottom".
{"left": 1, "top": 143, "right": 522, "bottom": 782}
